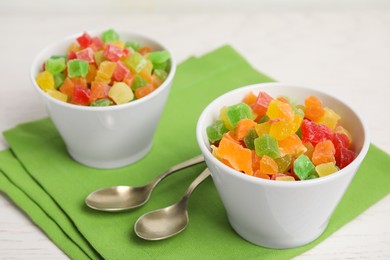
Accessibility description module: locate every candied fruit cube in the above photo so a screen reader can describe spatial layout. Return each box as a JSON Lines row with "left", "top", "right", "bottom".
{"left": 260, "top": 155, "right": 278, "bottom": 175}
{"left": 315, "top": 162, "right": 339, "bottom": 177}
{"left": 108, "top": 82, "right": 133, "bottom": 104}
{"left": 293, "top": 155, "right": 315, "bottom": 180}
{"left": 216, "top": 136, "right": 253, "bottom": 175}
{"left": 266, "top": 99, "right": 294, "bottom": 121}
{"left": 254, "top": 134, "right": 280, "bottom": 159}
{"left": 312, "top": 140, "right": 336, "bottom": 166}
{"left": 36, "top": 71, "right": 55, "bottom": 91}
{"left": 67, "top": 59, "right": 89, "bottom": 78}
{"left": 301, "top": 119, "right": 332, "bottom": 146}
{"left": 252, "top": 91, "right": 273, "bottom": 118}
{"left": 304, "top": 95, "right": 325, "bottom": 122}
{"left": 207, "top": 120, "right": 229, "bottom": 143}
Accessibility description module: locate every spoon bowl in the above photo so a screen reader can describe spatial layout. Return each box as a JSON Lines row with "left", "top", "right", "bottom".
{"left": 135, "top": 202, "right": 189, "bottom": 240}
{"left": 134, "top": 168, "right": 210, "bottom": 240}
{"left": 86, "top": 186, "right": 152, "bottom": 211}
{"left": 85, "top": 155, "right": 204, "bottom": 211}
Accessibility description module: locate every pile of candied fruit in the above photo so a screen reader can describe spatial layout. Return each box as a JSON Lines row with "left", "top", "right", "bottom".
{"left": 206, "top": 91, "right": 356, "bottom": 181}
{"left": 35, "top": 29, "right": 170, "bottom": 106}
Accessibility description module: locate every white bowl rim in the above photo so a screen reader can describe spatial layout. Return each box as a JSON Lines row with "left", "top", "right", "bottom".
{"left": 196, "top": 82, "right": 371, "bottom": 187}
{"left": 30, "top": 29, "right": 176, "bottom": 111}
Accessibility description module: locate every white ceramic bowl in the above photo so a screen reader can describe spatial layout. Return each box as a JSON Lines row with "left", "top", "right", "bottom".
{"left": 31, "top": 30, "right": 176, "bottom": 169}
{"left": 196, "top": 83, "right": 370, "bottom": 249}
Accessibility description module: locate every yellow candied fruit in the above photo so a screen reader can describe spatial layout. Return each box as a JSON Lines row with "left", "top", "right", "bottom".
{"left": 36, "top": 71, "right": 55, "bottom": 91}
{"left": 99, "top": 61, "right": 117, "bottom": 77}
{"left": 108, "top": 82, "right": 133, "bottom": 104}
{"left": 318, "top": 107, "right": 341, "bottom": 130}
{"left": 255, "top": 121, "right": 271, "bottom": 137}
{"left": 315, "top": 162, "right": 338, "bottom": 177}
{"left": 113, "top": 40, "right": 125, "bottom": 50}
{"left": 259, "top": 155, "right": 278, "bottom": 175}
{"left": 266, "top": 99, "right": 294, "bottom": 121}
{"left": 46, "top": 89, "right": 68, "bottom": 102}
{"left": 275, "top": 176, "right": 295, "bottom": 181}
{"left": 269, "top": 114, "right": 302, "bottom": 141}
{"left": 66, "top": 42, "right": 80, "bottom": 54}
{"left": 218, "top": 107, "right": 234, "bottom": 130}
{"left": 141, "top": 59, "right": 153, "bottom": 76}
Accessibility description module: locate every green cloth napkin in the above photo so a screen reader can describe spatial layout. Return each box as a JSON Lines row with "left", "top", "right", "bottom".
{"left": 1, "top": 45, "right": 390, "bottom": 259}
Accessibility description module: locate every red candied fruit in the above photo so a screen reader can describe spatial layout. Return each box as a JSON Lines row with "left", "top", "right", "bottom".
{"left": 72, "top": 85, "right": 90, "bottom": 105}
{"left": 76, "top": 33, "right": 92, "bottom": 48}
{"left": 335, "top": 146, "right": 356, "bottom": 169}
{"left": 301, "top": 119, "right": 332, "bottom": 147}
{"left": 67, "top": 50, "right": 77, "bottom": 61}
{"left": 332, "top": 132, "right": 350, "bottom": 150}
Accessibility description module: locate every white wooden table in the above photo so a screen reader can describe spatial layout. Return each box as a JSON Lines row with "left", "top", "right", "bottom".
{"left": 1, "top": 10, "right": 390, "bottom": 259}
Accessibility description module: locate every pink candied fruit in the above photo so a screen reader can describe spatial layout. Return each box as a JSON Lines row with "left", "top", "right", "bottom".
{"left": 301, "top": 119, "right": 332, "bottom": 147}
{"left": 104, "top": 44, "right": 123, "bottom": 62}
{"left": 91, "top": 37, "right": 104, "bottom": 50}
{"left": 252, "top": 91, "right": 273, "bottom": 119}
{"left": 76, "top": 33, "right": 92, "bottom": 48}
{"left": 113, "top": 61, "right": 130, "bottom": 81}
{"left": 76, "top": 48, "right": 95, "bottom": 63}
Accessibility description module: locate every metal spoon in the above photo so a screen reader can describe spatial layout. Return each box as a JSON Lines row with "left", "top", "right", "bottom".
{"left": 134, "top": 168, "right": 210, "bottom": 240}
{"left": 85, "top": 155, "right": 204, "bottom": 211}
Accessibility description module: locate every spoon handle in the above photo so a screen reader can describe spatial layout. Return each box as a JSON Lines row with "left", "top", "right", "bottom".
{"left": 180, "top": 168, "right": 211, "bottom": 206}
{"left": 150, "top": 155, "right": 205, "bottom": 189}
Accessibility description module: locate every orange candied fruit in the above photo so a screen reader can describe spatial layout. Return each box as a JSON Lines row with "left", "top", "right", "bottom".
{"left": 304, "top": 95, "right": 325, "bottom": 122}
{"left": 216, "top": 135, "right": 253, "bottom": 175}
{"left": 312, "top": 140, "right": 336, "bottom": 166}
{"left": 135, "top": 84, "right": 155, "bottom": 99}
{"left": 259, "top": 155, "right": 278, "bottom": 175}
{"left": 235, "top": 118, "right": 256, "bottom": 141}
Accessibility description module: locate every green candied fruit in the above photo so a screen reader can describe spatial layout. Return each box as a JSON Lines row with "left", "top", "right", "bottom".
{"left": 53, "top": 72, "right": 66, "bottom": 89}
{"left": 153, "top": 60, "right": 169, "bottom": 71}
{"left": 147, "top": 51, "right": 170, "bottom": 72}
{"left": 258, "top": 115, "right": 269, "bottom": 123}
{"left": 274, "top": 154, "right": 292, "bottom": 173}
{"left": 147, "top": 50, "right": 170, "bottom": 66}
{"left": 101, "top": 29, "right": 120, "bottom": 43}
{"left": 307, "top": 172, "right": 320, "bottom": 180}
{"left": 124, "top": 52, "right": 147, "bottom": 73}
{"left": 293, "top": 155, "right": 316, "bottom": 180}
{"left": 226, "top": 103, "right": 252, "bottom": 128}
{"left": 206, "top": 120, "right": 229, "bottom": 143}
{"left": 292, "top": 105, "right": 304, "bottom": 117}
{"left": 254, "top": 134, "right": 280, "bottom": 159}
{"left": 67, "top": 59, "right": 89, "bottom": 78}
{"left": 45, "top": 57, "right": 66, "bottom": 75}
{"left": 125, "top": 41, "right": 141, "bottom": 51}
{"left": 131, "top": 75, "right": 148, "bottom": 91}
{"left": 153, "top": 69, "right": 168, "bottom": 81}
{"left": 94, "top": 50, "right": 106, "bottom": 66}
{"left": 296, "top": 127, "right": 302, "bottom": 139}
{"left": 90, "top": 99, "right": 113, "bottom": 106}
{"left": 244, "top": 128, "right": 258, "bottom": 150}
